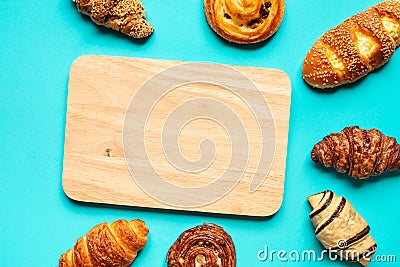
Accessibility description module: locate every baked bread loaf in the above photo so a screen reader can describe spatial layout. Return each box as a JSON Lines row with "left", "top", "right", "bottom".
{"left": 204, "top": 0, "right": 285, "bottom": 44}
{"left": 166, "top": 223, "right": 236, "bottom": 267}
{"left": 72, "top": 0, "right": 154, "bottom": 38}
{"left": 302, "top": 0, "right": 400, "bottom": 88}
{"left": 59, "top": 219, "right": 148, "bottom": 267}
{"left": 311, "top": 126, "right": 400, "bottom": 179}
{"left": 308, "top": 190, "right": 377, "bottom": 266}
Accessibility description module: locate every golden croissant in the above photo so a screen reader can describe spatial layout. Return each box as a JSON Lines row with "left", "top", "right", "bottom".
{"left": 311, "top": 126, "right": 400, "bottom": 179}
{"left": 72, "top": 0, "right": 154, "bottom": 38}
{"left": 308, "top": 190, "right": 377, "bottom": 266}
{"left": 59, "top": 219, "right": 148, "bottom": 267}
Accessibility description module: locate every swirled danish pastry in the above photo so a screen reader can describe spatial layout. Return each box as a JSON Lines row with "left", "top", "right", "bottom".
{"left": 166, "top": 223, "right": 236, "bottom": 267}
{"left": 204, "top": 0, "right": 285, "bottom": 44}
{"left": 308, "top": 190, "right": 377, "bottom": 266}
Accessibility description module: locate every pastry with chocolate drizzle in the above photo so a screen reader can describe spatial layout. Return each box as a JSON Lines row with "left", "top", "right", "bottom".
{"left": 166, "top": 223, "right": 236, "bottom": 267}
{"left": 308, "top": 190, "right": 377, "bottom": 266}
{"left": 311, "top": 126, "right": 400, "bottom": 179}
{"left": 204, "top": 0, "right": 285, "bottom": 44}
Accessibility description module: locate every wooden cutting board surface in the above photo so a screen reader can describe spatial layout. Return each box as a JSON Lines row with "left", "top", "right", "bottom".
{"left": 62, "top": 55, "right": 291, "bottom": 217}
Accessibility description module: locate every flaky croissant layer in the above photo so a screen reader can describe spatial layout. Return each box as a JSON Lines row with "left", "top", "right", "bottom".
{"left": 59, "top": 219, "right": 149, "bottom": 267}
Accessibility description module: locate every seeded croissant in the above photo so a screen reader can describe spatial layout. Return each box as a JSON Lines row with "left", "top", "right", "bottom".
{"left": 72, "top": 0, "right": 154, "bottom": 38}
{"left": 59, "top": 219, "right": 148, "bottom": 267}
{"left": 308, "top": 190, "right": 377, "bottom": 266}
{"left": 302, "top": 0, "right": 400, "bottom": 88}
{"left": 311, "top": 126, "right": 400, "bottom": 179}
{"left": 166, "top": 223, "right": 236, "bottom": 267}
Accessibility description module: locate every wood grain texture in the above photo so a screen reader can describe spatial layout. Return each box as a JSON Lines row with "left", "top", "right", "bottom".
{"left": 63, "top": 55, "right": 291, "bottom": 216}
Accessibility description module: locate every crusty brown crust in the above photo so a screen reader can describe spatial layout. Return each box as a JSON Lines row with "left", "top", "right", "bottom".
{"left": 311, "top": 126, "right": 400, "bottom": 179}
{"left": 72, "top": 0, "right": 154, "bottom": 38}
{"left": 204, "top": 0, "right": 285, "bottom": 44}
{"left": 302, "top": 0, "right": 400, "bottom": 89}
{"left": 59, "top": 219, "right": 149, "bottom": 267}
{"left": 166, "top": 223, "right": 236, "bottom": 267}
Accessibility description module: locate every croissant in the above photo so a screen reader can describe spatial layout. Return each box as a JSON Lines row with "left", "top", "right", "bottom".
{"left": 311, "top": 126, "right": 400, "bottom": 179}
{"left": 302, "top": 0, "right": 400, "bottom": 88}
{"left": 204, "top": 0, "right": 285, "bottom": 44}
{"left": 72, "top": 0, "right": 154, "bottom": 38}
{"left": 308, "top": 190, "right": 377, "bottom": 266}
{"left": 59, "top": 219, "right": 149, "bottom": 267}
{"left": 166, "top": 223, "right": 236, "bottom": 267}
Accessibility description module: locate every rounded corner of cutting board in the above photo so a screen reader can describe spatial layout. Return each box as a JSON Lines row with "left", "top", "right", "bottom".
{"left": 69, "top": 54, "right": 105, "bottom": 74}
{"left": 268, "top": 194, "right": 285, "bottom": 216}
{"left": 61, "top": 182, "right": 75, "bottom": 202}
{"left": 70, "top": 54, "right": 91, "bottom": 66}
{"left": 61, "top": 177, "right": 83, "bottom": 203}
{"left": 278, "top": 69, "right": 292, "bottom": 87}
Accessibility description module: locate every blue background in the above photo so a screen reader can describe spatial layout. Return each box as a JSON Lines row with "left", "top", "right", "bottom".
{"left": 1, "top": 0, "right": 399, "bottom": 266}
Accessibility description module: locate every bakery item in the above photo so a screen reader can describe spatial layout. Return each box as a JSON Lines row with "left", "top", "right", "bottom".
{"left": 308, "top": 190, "right": 377, "bottom": 266}
{"left": 204, "top": 0, "right": 285, "bottom": 44}
{"left": 311, "top": 126, "right": 400, "bottom": 179}
{"left": 302, "top": 0, "right": 400, "bottom": 88}
{"left": 72, "top": 0, "right": 154, "bottom": 38}
{"left": 166, "top": 223, "right": 236, "bottom": 267}
{"left": 59, "top": 219, "right": 148, "bottom": 267}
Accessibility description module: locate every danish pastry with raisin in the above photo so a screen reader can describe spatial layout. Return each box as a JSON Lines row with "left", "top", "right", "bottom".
{"left": 204, "top": 0, "right": 285, "bottom": 44}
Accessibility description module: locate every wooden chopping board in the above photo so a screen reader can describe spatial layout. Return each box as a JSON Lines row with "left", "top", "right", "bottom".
{"left": 62, "top": 55, "right": 291, "bottom": 217}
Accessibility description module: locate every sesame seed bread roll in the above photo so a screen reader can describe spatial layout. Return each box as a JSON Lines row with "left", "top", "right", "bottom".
{"left": 302, "top": 0, "right": 400, "bottom": 89}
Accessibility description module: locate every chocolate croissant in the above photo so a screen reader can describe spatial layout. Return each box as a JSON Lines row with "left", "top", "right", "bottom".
{"left": 166, "top": 223, "right": 236, "bottom": 267}
{"left": 72, "top": 0, "right": 154, "bottom": 38}
{"left": 204, "top": 0, "right": 285, "bottom": 44}
{"left": 308, "top": 190, "right": 377, "bottom": 266}
{"left": 59, "top": 219, "right": 148, "bottom": 267}
{"left": 302, "top": 0, "right": 400, "bottom": 88}
{"left": 311, "top": 126, "right": 400, "bottom": 179}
